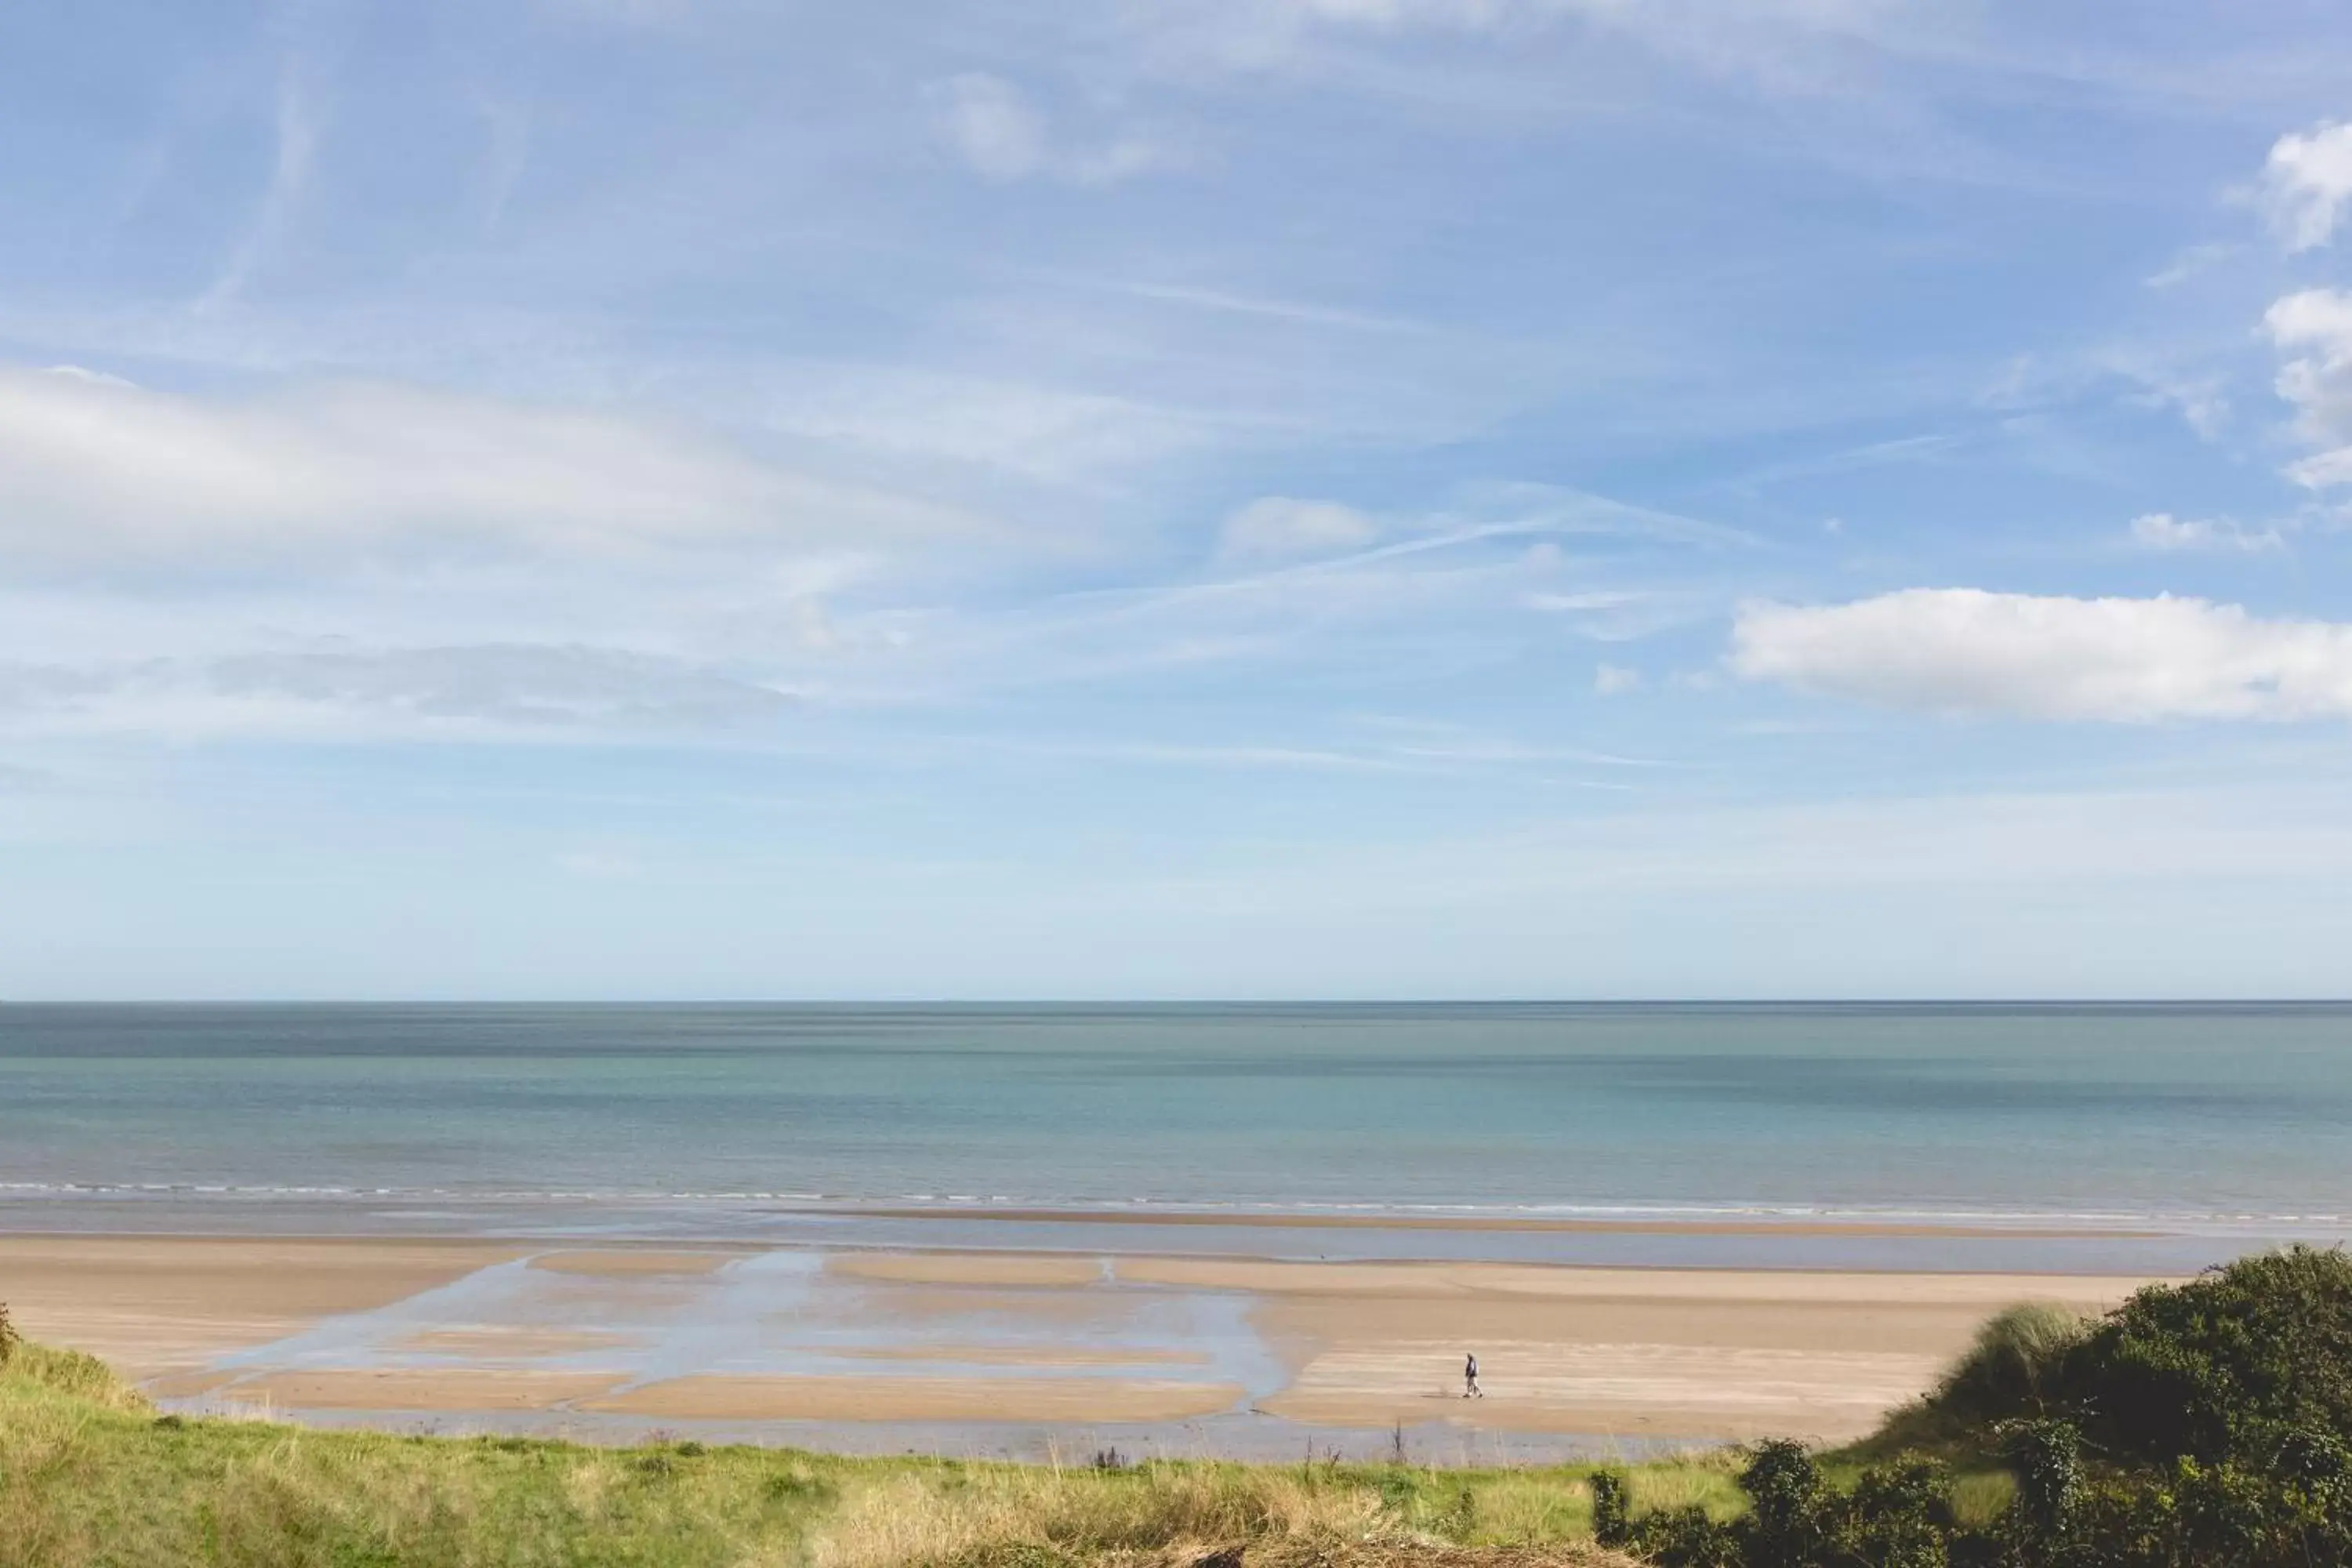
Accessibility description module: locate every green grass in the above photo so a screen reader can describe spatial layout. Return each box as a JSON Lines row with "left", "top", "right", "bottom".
{"left": 0, "top": 1344, "right": 1686, "bottom": 1567}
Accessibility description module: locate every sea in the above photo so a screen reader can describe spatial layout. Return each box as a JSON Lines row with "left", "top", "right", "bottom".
{"left": 4, "top": 1002, "right": 2349, "bottom": 1273}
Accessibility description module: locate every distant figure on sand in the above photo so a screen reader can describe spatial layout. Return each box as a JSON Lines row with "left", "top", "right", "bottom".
{"left": 1463, "top": 1352, "right": 1482, "bottom": 1398}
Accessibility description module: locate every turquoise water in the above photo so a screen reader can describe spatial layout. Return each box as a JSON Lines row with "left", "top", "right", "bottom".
{"left": 3, "top": 1004, "right": 2349, "bottom": 1238}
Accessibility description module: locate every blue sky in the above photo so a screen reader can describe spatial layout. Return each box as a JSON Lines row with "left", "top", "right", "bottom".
{"left": 9, "top": 1, "right": 2352, "bottom": 997}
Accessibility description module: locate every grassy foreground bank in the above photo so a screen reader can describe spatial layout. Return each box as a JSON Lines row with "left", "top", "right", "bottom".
{"left": 0, "top": 1338, "right": 1671, "bottom": 1568}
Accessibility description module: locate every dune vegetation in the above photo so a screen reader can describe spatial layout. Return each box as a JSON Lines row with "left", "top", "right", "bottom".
{"left": 1593, "top": 1246, "right": 2352, "bottom": 1566}
{"left": 4, "top": 1248, "right": 2351, "bottom": 1567}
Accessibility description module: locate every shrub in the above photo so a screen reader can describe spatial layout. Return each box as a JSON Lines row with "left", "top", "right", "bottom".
{"left": 2003, "top": 1419, "right": 2082, "bottom": 1551}
{"left": 1735, "top": 1441, "right": 1827, "bottom": 1568}
{"left": 2060, "top": 1246, "right": 2352, "bottom": 1465}
{"left": 0, "top": 1302, "right": 16, "bottom": 1367}
{"left": 1846, "top": 1455, "right": 1954, "bottom": 1568}
{"left": 1588, "top": 1471, "right": 1631, "bottom": 1548}
{"left": 1638, "top": 1503, "right": 1740, "bottom": 1568}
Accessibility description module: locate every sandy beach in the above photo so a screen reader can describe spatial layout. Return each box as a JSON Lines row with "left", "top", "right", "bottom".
{"left": 0, "top": 1230, "right": 2162, "bottom": 1449}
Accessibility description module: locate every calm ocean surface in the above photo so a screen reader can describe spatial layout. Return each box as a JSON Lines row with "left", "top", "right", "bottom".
{"left": 3, "top": 1004, "right": 2350, "bottom": 1240}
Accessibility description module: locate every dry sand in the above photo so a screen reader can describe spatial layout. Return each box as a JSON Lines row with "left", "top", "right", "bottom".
{"left": 0, "top": 1236, "right": 520, "bottom": 1375}
{"left": 230, "top": 1369, "right": 630, "bottom": 1412}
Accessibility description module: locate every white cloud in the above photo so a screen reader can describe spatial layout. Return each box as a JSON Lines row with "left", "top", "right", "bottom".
{"left": 2261, "top": 121, "right": 2352, "bottom": 252}
{"left": 0, "top": 644, "right": 800, "bottom": 741}
{"left": 2263, "top": 289, "right": 2352, "bottom": 486}
{"left": 1731, "top": 589, "right": 2352, "bottom": 722}
{"left": 0, "top": 365, "right": 962, "bottom": 565}
{"left": 2127, "top": 512, "right": 2281, "bottom": 554}
{"left": 1592, "top": 662, "right": 1641, "bottom": 695}
{"left": 927, "top": 74, "right": 1173, "bottom": 187}
{"left": 1216, "top": 495, "right": 1381, "bottom": 559}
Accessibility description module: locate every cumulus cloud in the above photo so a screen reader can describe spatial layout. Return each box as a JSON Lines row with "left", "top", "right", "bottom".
{"left": 0, "top": 365, "right": 958, "bottom": 565}
{"left": 1217, "top": 495, "right": 1381, "bottom": 559}
{"left": 926, "top": 74, "right": 1171, "bottom": 187}
{"left": 1730, "top": 589, "right": 2352, "bottom": 722}
{"left": 2262, "top": 121, "right": 2352, "bottom": 252}
{"left": 1592, "top": 662, "right": 1641, "bottom": 695}
{"left": 2127, "top": 512, "right": 2281, "bottom": 553}
{"left": 2263, "top": 289, "right": 2352, "bottom": 487}
{"left": 0, "top": 644, "right": 800, "bottom": 739}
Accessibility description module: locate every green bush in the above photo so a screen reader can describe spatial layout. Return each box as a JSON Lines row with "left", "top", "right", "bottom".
{"left": 1735, "top": 1441, "right": 1827, "bottom": 1568}
{"left": 1846, "top": 1456, "right": 1954, "bottom": 1568}
{"left": 0, "top": 1301, "right": 17, "bottom": 1367}
{"left": 2059, "top": 1246, "right": 2352, "bottom": 1465}
{"left": 1588, "top": 1469, "right": 1631, "bottom": 1548}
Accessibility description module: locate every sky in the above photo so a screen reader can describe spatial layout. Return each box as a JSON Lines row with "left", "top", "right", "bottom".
{"left": 8, "top": 1, "right": 2352, "bottom": 999}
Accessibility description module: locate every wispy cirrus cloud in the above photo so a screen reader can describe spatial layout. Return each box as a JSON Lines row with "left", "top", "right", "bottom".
{"left": 0, "top": 365, "right": 969, "bottom": 567}
{"left": 201, "top": 54, "right": 321, "bottom": 310}
{"left": 2127, "top": 512, "right": 2281, "bottom": 554}
{"left": 0, "top": 644, "right": 801, "bottom": 741}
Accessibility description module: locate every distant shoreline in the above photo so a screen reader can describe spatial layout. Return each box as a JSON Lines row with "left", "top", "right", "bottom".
{"left": 793, "top": 1206, "right": 2159, "bottom": 1240}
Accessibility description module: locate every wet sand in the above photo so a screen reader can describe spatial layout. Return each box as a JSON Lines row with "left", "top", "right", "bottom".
{"left": 819, "top": 1207, "right": 2154, "bottom": 1240}
{"left": 527, "top": 1250, "right": 750, "bottom": 1278}
{"left": 585, "top": 1374, "right": 1249, "bottom": 1423}
{"left": 2, "top": 1235, "right": 2163, "bottom": 1447}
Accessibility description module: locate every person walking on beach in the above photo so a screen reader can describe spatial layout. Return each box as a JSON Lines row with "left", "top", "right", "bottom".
{"left": 1463, "top": 1352, "right": 1482, "bottom": 1399}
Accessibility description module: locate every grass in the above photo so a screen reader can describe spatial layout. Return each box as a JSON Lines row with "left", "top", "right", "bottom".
{"left": 0, "top": 1341, "right": 1675, "bottom": 1568}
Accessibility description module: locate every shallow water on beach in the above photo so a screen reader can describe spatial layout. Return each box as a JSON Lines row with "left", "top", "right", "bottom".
{"left": 3, "top": 1003, "right": 2349, "bottom": 1263}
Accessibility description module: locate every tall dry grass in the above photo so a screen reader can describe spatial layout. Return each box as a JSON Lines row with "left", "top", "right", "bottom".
{"left": 810, "top": 1461, "right": 1390, "bottom": 1568}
